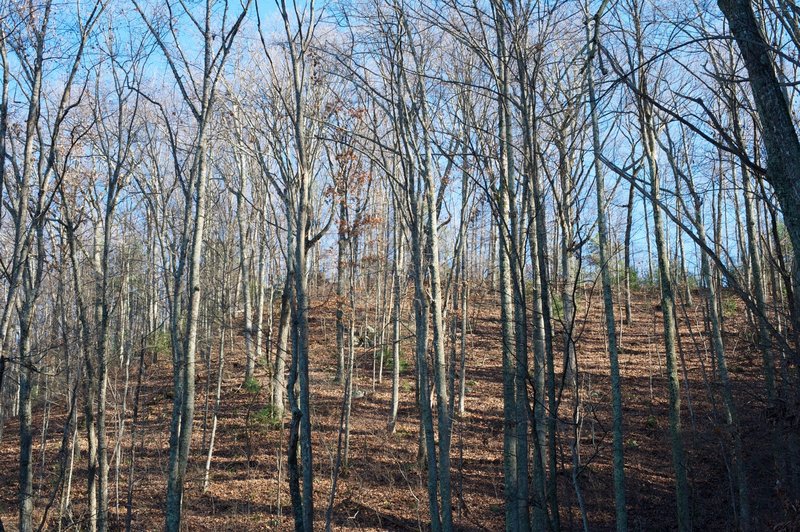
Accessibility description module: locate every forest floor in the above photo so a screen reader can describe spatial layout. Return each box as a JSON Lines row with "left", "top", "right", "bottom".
{"left": 0, "top": 284, "right": 790, "bottom": 530}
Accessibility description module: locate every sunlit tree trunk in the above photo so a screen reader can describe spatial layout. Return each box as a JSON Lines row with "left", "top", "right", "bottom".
{"left": 636, "top": 62, "right": 691, "bottom": 532}
{"left": 586, "top": 12, "right": 629, "bottom": 528}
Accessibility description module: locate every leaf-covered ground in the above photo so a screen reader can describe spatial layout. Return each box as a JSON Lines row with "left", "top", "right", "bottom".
{"left": 0, "top": 285, "right": 789, "bottom": 530}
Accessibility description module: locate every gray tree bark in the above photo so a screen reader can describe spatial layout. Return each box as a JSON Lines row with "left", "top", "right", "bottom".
{"left": 586, "top": 11, "right": 629, "bottom": 528}
{"left": 718, "top": 0, "right": 800, "bottom": 349}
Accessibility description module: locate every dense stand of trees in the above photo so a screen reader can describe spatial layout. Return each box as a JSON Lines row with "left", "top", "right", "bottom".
{"left": 0, "top": 0, "right": 799, "bottom": 530}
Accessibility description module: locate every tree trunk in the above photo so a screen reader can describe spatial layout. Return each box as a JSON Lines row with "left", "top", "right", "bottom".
{"left": 203, "top": 303, "right": 227, "bottom": 492}
{"left": 587, "top": 20, "right": 629, "bottom": 528}
{"left": 335, "top": 203, "right": 348, "bottom": 383}
{"left": 18, "top": 279, "right": 34, "bottom": 532}
{"left": 389, "top": 204, "right": 403, "bottom": 433}
{"left": 718, "top": 0, "right": 800, "bottom": 345}
{"left": 235, "top": 171, "right": 255, "bottom": 383}
{"left": 273, "top": 273, "right": 292, "bottom": 418}
{"left": 639, "top": 89, "right": 691, "bottom": 532}
{"left": 623, "top": 182, "right": 635, "bottom": 324}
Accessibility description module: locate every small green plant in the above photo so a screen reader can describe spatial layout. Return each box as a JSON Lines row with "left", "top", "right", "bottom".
{"left": 392, "top": 355, "right": 410, "bottom": 374}
{"left": 721, "top": 297, "right": 737, "bottom": 319}
{"left": 396, "top": 428, "right": 413, "bottom": 439}
{"left": 588, "top": 390, "right": 602, "bottom": 400}
{"left": 646, "top": 415, "right": 658, "bottom": 429}
{"left": 252, "top": 404, "right": 281, "bottom": 430}
{"left": 150, "top": 330, "right": 172, "bottom": 359}
{"left": 627, "top": 268, "right": 642, "bottom": 290}
{"left": 378, "top": 348, "right": 410, "bottom": 373}
{"left": 243, "top": 377, "right": 262, "bottom": 394}
{"left": 551, "top": 296, "right": 564, "bottom": 319}
{"left": 625, "top": 439, "right": 640, "bottom": 450}
{"left": 401, "top": 381, "right": 413, "bottom": 393}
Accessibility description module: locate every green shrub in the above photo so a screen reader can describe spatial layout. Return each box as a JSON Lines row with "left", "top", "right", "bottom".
{"left": 378, "top": 347, "right": 409, "bottom": 374}
{"left": 721, "top": 297, "right": 737, "bottom": 319}
{"left": 391, "top": 354, "right": 410, "bottom": 374}
{"left": 152, "top": 330, "right": 172, "bottom": 357}
{"left": 252, "top": 404, "right": 281, "bottom": 430}
{"left": 627, "top": 268, "right": 641, "bottom": 290}
{"left": 551, "top": 296, "right": 564, "bottom": 319}
{"left": 243, "top": 377, "right": 262, "bottom": 394}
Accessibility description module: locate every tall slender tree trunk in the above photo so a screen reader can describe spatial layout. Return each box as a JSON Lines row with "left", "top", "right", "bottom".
{"left": 532, "top": 128, "right": 559, "bottom": 532}
{"left": 520, "top": 81, "right": 549, "bottom": 532}
{"left": 741, "top": 158, "right": 775, "bottom": 401}
{"left": 623, "top": 182, "right": 635, "bottom": 325}
{"left": 410, "top": 210, "right": 441, "bottom": 532}
{"left": 203, "top": 300, "right": 227, "bottom": 492}
{"left": 18, "top": 275, "right": 35, "bottom": 532}
{"left": 235, "top": 158, "right": 255, "bottom": 383}
{"left": 165, "top": 136, "right": 210, "bottom": 531}
{"left": 587, "top": 17, "right": 628, "bottom": 528}
{"left": 557, "top": 135, "right": 577, "bottom": 391}
{"left": 389, "top": 203, "right": 403, "bottom": 433}
{"left": 638, "top": 82, "right": 691, "bottom": 531}
{"left": 254, "top": 228, "right": 269, "bottom": 375}
{"left": 273, "top": 273, "right": 292, "bottom": 418}
{"left": 497, "top": 141, "right": 519, "bottom": 531}
{"left": 335, "top": 202, "right": 348, "bottom": 383}
{"left": 423, "top": 133, "right": 453, "bottom": 532}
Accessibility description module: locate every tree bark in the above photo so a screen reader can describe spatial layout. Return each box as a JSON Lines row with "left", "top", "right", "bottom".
{"left": 587, "top": 15, "right": 629, "bottom": 528}
{"left": 718, "top": 0, "right": 800, "bottom": 343}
